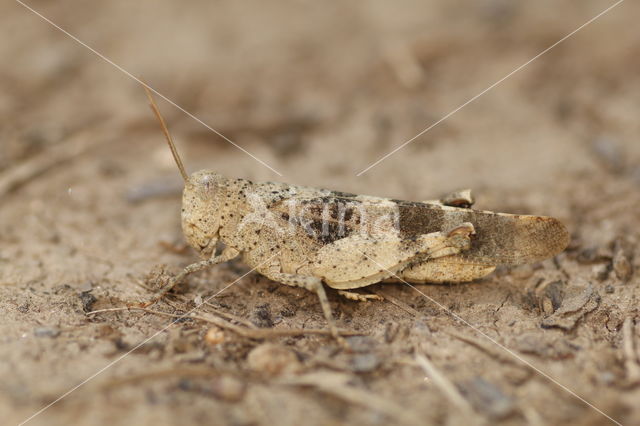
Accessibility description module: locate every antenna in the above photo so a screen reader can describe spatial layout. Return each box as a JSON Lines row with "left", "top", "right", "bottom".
{"left": 143, "top": 85, "right": 188, "bottom": 182}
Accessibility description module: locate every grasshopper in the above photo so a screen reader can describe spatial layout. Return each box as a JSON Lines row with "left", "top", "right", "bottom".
{"left": 142, "top": 87, "right": 569, "bottom": 340}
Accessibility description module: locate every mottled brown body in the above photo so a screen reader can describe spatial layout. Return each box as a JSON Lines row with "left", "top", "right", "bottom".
{"left": 143, "top": 86, "right": 570, "bottom": 341}
{"left": 183, "top": 171, "right": 568, "bottom": 287}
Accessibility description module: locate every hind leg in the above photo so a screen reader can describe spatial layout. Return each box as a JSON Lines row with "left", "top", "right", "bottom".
{"left": 311, "top": 223, "right": 475, "bottom": 290}
{"left": 398, "top": 256, "right": 496, "bottom": 283}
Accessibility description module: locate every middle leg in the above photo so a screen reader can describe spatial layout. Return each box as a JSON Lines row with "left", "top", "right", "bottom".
{"left": 257, "top": 262, "right": 342, "bottom": 342}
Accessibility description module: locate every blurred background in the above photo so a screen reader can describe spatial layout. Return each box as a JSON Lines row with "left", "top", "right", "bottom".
{"left": 2, "top": 1, "right": 639, "bottom": 425}
{"left": 4, "top": 0, "right": 639, "bottom": 193}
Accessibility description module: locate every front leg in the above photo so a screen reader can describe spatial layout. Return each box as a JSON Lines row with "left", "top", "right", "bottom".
{"left": 139, "top": 246, "right": 239, "bottom": 307}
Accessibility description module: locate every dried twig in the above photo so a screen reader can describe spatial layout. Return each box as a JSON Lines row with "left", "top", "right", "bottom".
{"left": 371, "top": 287, "right": 424, "bottom": 317}
{"left": 203, "top": 300, "right": 258, "bottom": 328}
{"left": 100, "top": 366, "right": 226, "bottom": 390}
{"left": 86, "top": 306, "right": 361, "bottom": 338}
{"left": 415, "top": 353, "right": 475, "bottom": 416}
{"left": 165, "top": 294, "right": 266, "bottom": 328}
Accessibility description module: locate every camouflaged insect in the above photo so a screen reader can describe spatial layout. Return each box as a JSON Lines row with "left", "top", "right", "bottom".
{"left": 142, "top": 87, "right": 570, "bottom": 340}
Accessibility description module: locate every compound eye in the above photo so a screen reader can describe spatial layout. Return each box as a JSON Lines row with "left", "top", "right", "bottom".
{"left": 197, "top": 174, "right": 218, "bottom": 198}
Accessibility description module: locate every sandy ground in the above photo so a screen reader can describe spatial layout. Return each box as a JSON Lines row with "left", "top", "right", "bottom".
{"left": 2, "top": 1, "right": 640, "bottom": 425}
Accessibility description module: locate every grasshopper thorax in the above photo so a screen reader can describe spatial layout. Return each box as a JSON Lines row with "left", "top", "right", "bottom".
{"left": 182, "top": 170, "right": 227, "bottom": 258}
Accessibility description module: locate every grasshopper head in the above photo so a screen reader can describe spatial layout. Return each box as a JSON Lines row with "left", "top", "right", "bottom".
{"left": 142, "top": 88, "right": 229, "bottom": 258}
{"left": 182, "top": 170, "right": 227, "bottom": 258}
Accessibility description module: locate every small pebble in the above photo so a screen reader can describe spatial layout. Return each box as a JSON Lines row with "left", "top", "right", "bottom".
{"left": 613, "top": 249, "right": 633, "bottom": 282}
{"left": 345, "top": 335, "right": 377, "bottom": 353}
{"left": 211, "top": 376, "right": 246, "bottom": 402}
{"left": 204, "top": 327, "right": 225, "bottom": 345}
{"left": 460, "top": 377, "right": 514, "bottom": 420}
{"left": 279, "top": 304, "right": 297, "bottom": 318}
{"left": 537, "top": 280, "right": 564, "bottom": 314}
{"left": 194, "top": 294, "right": 203, "bottom": 306}
{"left": 598, "top": 371, "right": 616, "bottom": 386}
{"left": 34, "top": 327, "right": 60, "bottom": 338}
{"left": 247, "top": 343, "right": 300, "bottom": 376}
{"left": 251, "top": 303, "right": 274, "bottom": 328}
{"left": 79, "top": 291, "right": 97, "bottom": 313}
{"left": 541, "top": 298, "right": 554, "bottom": 316}
{"left": 349, "top": 353, "right": 380, "bottom": 373}
{"left": 78, "top": 281, "right": 93, "bottom": 292}
{"left": 591, "top": 264, "right": 610, "bottom": 281}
